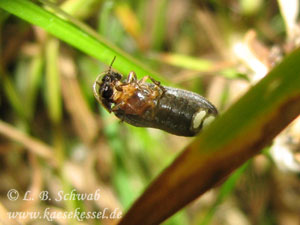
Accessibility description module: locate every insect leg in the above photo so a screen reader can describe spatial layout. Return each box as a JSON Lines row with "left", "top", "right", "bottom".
{"left": 138, "top": 75, "right": 150, "bottom": 85}
{"left": 127, "top": 71, "right": 137, "bottom": 83}
{"left": 93, "top": 81, "right": 101, "bottom": 103}
{"left": 137, "top": 75, "right": 166, "bottom": 93}
{"left": 148, "top": 76, "right": 166, "bottom": 94}
{"left": 93, "top": 73, "right": 106, "bottom": 102}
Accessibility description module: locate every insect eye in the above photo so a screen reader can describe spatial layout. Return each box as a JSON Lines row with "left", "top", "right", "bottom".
{"left": 101, "top": 85, "right": 113, "bottom": 99}
{"left": 114, "top": 73, "right": 122, "bottom": 80}
{"left": 102, "top": 75, "right": 111, "bottom": 82}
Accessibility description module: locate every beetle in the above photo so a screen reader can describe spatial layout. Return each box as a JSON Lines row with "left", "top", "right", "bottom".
{"left": 93, "top": 58, "right": 218, "bottom": 136}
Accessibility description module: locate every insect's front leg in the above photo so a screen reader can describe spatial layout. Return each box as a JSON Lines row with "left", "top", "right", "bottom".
{"left": 93, "top": 82, "right": 101, "bottom": 102}
{"left": 126, "top": 71, "right": 138, "bottom": 83}
{"left": 148, "top": 76, "right": 166, "bottom": 94}
{"left": 93, "top": 74, "right": 105, "bottom": 102}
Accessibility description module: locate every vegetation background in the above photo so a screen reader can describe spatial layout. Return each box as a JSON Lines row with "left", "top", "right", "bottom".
{"left": 0, "top": 0, "right": 300, "bottom": 224}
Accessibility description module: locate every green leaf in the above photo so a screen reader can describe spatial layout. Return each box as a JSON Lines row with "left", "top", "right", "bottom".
{"left": 0, "top": 0, "right": 167, "bottom": 83}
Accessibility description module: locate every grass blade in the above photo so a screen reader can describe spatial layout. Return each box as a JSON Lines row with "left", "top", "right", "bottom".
{"left": 0, "top": 0, "right": 166, "bottom": 82}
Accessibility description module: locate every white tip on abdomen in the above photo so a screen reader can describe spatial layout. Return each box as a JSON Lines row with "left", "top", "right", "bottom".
{"left": 192, "top": 109, "right": 216, "bottom": 131}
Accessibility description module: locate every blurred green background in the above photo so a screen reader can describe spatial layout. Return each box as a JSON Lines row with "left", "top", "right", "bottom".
{"left": 0, "top": 0, "right": 300, "bottom": 225}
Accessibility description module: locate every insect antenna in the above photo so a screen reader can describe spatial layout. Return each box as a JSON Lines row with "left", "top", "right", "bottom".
{"left": 108, "top": 56, "right": 116, "bottom": 74}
